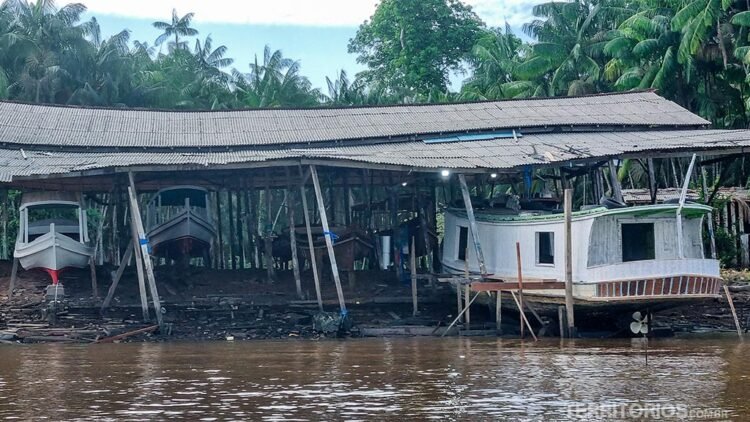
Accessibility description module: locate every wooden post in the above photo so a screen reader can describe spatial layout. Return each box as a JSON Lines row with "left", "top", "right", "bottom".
{"left": 495, "top": 291, "right": 502, "bottom": 333}
{"left": 701, "top": 165, "right": 718, "bottom": 259}
{"left": 647, "top": 158, "right": 658, "bottom": 205}
{"left": 128, "top": 197, "right": 150, "bottom": 322}
{"left": 8, "top": 257, "right": 19, "bottom": 296}
{"left": 558, "top": 306, "right": 566, "bottom": 338}
{"left": 227, "top": 189, "right": 236, "bottom": 270}
{"left": 458, "top": 174, "right": 487, "bottom": 276}
{"left": 724, "top": 285, "right": 744, "bottom": 339}
{"left": 410, "top": 237, "right": 418, "bottom": 317}
{"left": 128, "top": 173, "right": 164, "bottom": 330}
{"left": 285, "top": 169, "right": 302, "bottom": 299}
{"left": 464, "top": 283, "right": 471, "bottom": 329}
{"left": 1, "top": 189, "right": 7, "bottom": 260}
{"left": 510, "top": 290, "right": 537, "bottom": 341}
{"left": 310, "top": 165, "right": 347, "bottom": 315}
{"left": 608, "top": 160, "right": 623, "bottom": 203}
{"left": 299, "top": 171, "right": 324, "bottom": 312}
{"left": 563, "top": 188, "right": 576, "bottom": 337}
{"left": 89, "top": 257, "right": 98, "bottom": 299}
{"left": 101, "top": 240, "right": 133, "bottom": 312}
{"left": 264, "top": 181, "right": 276, "bottom": 282}
{"left": 515, "top": 242, "right": 524, "bottom": 338}
{"left": 215, "top": 190, "right": 224, "bottom": 269}
{"left": 236, "top": 190, "right": 245, "bottom": 269}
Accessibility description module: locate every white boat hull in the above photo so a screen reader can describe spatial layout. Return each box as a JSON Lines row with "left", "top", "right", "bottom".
{"left": 14, "top": 231, "right": 94, "bottom": 283}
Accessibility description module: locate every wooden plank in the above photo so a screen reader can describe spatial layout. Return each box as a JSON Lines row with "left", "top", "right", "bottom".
{"left": 96, "top": 324, "right": 159, "bottom": 343}
{"left": 441, "top": 291, "right": 483, "bottom": 337}
{"left": 510, "top": 290, "right": 537, "bottom": 341}
{"left": 458, "top": 174, "right": 487, "bottom": 276}
{"left": 127, "top": 172, "right": 164, "bottom": 330}
{"left": 101, "top": 240, "right": 133, "bottom": 312}
{"left": 471, "top": 281, "right": 567, "bottom": 291}
{"left": 299, "top": 169, "right": 323, "bottom": 312}
{"left": 563, "top": 188, "right": 576, "bottom": 336}
{"left": 723, "top": 285, "right": 744, "bottom": 339}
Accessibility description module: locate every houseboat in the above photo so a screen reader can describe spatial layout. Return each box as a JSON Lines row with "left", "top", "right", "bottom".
{"left": 442, "top": 201, "right": 722, "bottom": 316}
{"left": 145, "top": 186, "right": 216, "bottom": 265}
{"left": 14, "top": 192, "right": 95, "bottom": 284}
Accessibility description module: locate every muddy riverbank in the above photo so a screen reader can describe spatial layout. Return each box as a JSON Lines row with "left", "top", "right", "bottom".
{"left": 0, "top": 260, "right": 747, "bottom": 344}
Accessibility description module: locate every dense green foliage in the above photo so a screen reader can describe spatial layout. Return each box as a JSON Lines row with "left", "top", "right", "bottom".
{"left": 1, "top": 0, "right": 750, "bottom": 128}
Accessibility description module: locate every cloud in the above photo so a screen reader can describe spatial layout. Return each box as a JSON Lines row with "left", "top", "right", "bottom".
{"left": 82, "top": 0, "right": 541, "bottom": 28}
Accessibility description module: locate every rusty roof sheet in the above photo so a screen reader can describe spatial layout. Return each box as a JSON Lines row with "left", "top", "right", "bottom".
{"left": 0, "top": 92, "right": 708, "bottom": 149}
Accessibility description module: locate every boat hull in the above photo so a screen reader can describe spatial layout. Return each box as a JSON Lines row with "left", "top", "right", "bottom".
{"left": 148, "top": 210, "right": 216, "bottom": 258}
{"left": 14, "top": 231, "right": 94, "bottom": 283}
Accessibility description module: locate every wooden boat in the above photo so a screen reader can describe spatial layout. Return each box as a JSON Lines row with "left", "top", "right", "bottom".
{"left": 442, "top": 202, "right": 722, "bottom": 317}
{"left": 13, "top": 192, "right": 94, "bottom": 284}
{"left": 145, "top": 186, "right": 216, "bottom": 262}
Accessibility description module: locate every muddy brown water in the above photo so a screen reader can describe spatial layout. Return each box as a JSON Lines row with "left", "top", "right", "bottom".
{"left": 0, "top": 337, "right": 746, "bottom": 420}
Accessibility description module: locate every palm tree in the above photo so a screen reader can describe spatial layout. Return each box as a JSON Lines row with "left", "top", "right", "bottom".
{"left": 193, "top": 35, "right": 233, "bottom": 81}
{"left": 153, "top": 9, "right": 198, "bottom": 51}
{"left": 460, "top": 25, "right": 524, "bottom": 99}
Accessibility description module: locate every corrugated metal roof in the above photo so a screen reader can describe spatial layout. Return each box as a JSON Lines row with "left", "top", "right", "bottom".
{"left": 1, "top": 129, "right": 749, "bottom": 182}
{"left": 0, "top": 92, "right": 708, "bottom": 149}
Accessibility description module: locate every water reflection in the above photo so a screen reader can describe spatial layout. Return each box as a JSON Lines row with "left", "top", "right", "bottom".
{"left": 0, "top": 337, "right": 745, "bottom": 420}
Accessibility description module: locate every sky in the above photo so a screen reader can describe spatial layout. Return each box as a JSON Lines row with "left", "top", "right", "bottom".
{"left": 82, "top": 0, "right": 541, "bottom": 90}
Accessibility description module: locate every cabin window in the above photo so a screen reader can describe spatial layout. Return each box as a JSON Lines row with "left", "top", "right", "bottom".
{"left": 457, "top": 226, "right": 469, "bottom": 260}
{"left": 621, "top": 223, "right": 655, "bottom": 262}
{"left": 536, "top": 232, "right": 555, "bottom": 265}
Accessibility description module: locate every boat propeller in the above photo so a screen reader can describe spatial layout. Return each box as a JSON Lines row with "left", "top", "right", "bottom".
{"left": 630, "top": 311, "right": 649, "bottom": 335}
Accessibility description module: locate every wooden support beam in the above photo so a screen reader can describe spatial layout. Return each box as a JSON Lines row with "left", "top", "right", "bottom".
{"left": 441, "top": 291, "right": 485, "bottom": 337}
{"left": 215, "top": 190, "right": 224, "bottom": 269}
{"left": 236, "top": 190, "right": 245, "bottom": 269}
{"left": 458, "top": 174, "right": 487, "bottom": 277}
{"left": 647, "top": 158, "right": 658, "bottom": 205}
{"left": 563, "top": 188, "right": 576, "bottom": 337}
{"left": 495, "top": 292, "right": 502, "bottom": 333}
{"left": 264, "top": 181, "right": 276, "bottom": 282}
{"left": 101, "top": 240, "right": 133, "bottom": 312}
{"left": 410, "top": 237, "right": 418, "bottom": 317}
{"left": 128, "top": 205, "right": 150, "bottom": 322}
{"left": 299, "top": 167, "right": 323, "bottom": 312}
{"left": 723, "top": 285, "right": 744, "bottom": 339}
{"left": 515, "top": 242, "right": 525, "bottom": 338}
{"left": 1, "top": 189, "right": 7, "bottom": 260}
{"left": 285, "top": 169, "right": 302, "bottom": 299}
{"left": 228, "top": 189, "right": 236, "bottom": 270}
{"left": 701, "top": 165, "right": 718, "bottom": 259}
{"left": 309, "top": 165, "right": 347, "bottom": 315}
{"left": 8, "top": 257, "right": 19, "bottom": 296}
{"left": 464, "top": 283, "right": 471, "bottom": 330}
{"left": 89, "top": 257, "right": 98, "bottom": 299}
{"left": 510, "top": 290, "right": 537, "bottom": 341}
{"left": 128, "top": 172, "right": 164, "bottom": 330}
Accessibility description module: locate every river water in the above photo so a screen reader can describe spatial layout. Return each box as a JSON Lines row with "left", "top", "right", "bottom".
{"left": 0, "top": 337, "right": 745, "bottom": 420}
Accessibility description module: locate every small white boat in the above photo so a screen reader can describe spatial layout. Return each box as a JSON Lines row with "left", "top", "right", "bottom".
{"left": 145, "top": 186, "right": 216, "bottom": 262}
{"left": 442, "top": 202, "right": 722, "bottom": 316}
{"left": 14, "top": 192, "right": 94, "bottom": 284}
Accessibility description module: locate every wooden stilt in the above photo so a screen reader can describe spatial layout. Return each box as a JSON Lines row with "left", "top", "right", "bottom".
{"left": 515, "top": 242, "right": 525, "bottom": 338}
{"left": 264, "top": 181, "right": 276, "bottom": 282}
{"left": 89, "top": 257, "right": 98, "bottom": 299}
{"left": 236, "top": 190, "right": 245, "bottom": 269}
{"left": 128, "top": 173, "right": 163, "bottom": 329}
{"left": 101, "top": 240, "right": 133, "bottom": 311}
{"left": 310, "top": 165, "right": 347, "bottom": 314}
{"left": 442, "top": 290, "right": 485, "bottom": 337}
{"left": 216, "top": 189, "right": 224, "bottom": 269}
{"left": 128, "top": 202, "right": 149, "bottom": 322}
{"left": 285, "top": 169, "right": 302, "bottom": 299}
{"left": 563, "top": 188, "right": 576, "bottom": 337}
{"left": 701, "top": 165, "right": 718, "bottom": 259}
{"left": 8, "top": 257, "right": 19, "bottom": 296}
{"left": 228, "top": 189, "right": 236, "bottom": 270}
{"left": 458, "top": 174, "right": 487, "bottom": 276}
{"left": 724, "top": 285, "right": 744, "bottom": 339}
{"left": 299, "top": 168, "right": 324, "bottom": 311}
{"left": 455, "top": 281, "right": 463, "bottom": 323}
{"left": 495, "top": 291, "right": 502, "bottom": 333}
{"left": 410, "top": 237, "right": 418, "bottom": 317}
{"left": 511, "top": 290, "right": 537, "bottom": 341}
{"left": 558, "top": 306, "right": 566, "bottom": 338}
{"left": 464, "top": 283, "right": 471, "bottom": 330}
{"left": 647, "top": 158, "right": 658, "bottom": 204}
{"left": 1, "top": 189, "right": 7, "bottom": 260}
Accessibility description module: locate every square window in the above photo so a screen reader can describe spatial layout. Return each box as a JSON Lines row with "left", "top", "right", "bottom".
{"left": 622, "top": 223, "right": 655, "bottom": 262}
{"left": 457, "top": 226, "right": 468, "bottom": 260}
{"left": 537, "top": 232, "right": 554, "bottom": 265}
